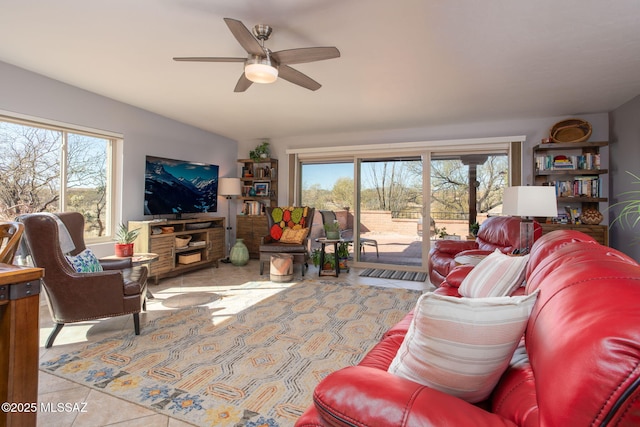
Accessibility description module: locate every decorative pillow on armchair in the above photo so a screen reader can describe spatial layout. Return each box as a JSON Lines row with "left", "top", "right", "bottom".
{"left": 279, "top": 227, "right": 309, "bottom": 244}
{"left": 269, "top": 206, "right": 310, "bottom": 240}
{"left": 65, "top": 248, "right": 104, "bottom": 273}
{"left": 459, "top": 249, "right": 529, "bottom": 297}
{"left": 388, "top": 291, "right": 538, "bottom": 403}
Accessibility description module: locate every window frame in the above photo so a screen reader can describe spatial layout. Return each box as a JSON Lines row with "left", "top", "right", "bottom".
{"left": 0, "top": 111, "right": 120, "bottom": 243}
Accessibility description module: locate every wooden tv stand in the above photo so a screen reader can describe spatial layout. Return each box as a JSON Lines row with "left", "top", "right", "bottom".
{"left": 129, "top": 217, "right": 225, "bottom": 282}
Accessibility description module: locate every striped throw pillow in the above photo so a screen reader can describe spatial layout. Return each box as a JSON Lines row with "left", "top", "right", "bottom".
{"left": 388, "top": 291, "right": 539, "bottom": 403}
{"left": 459, "top": 249, "right": 529, "bottom": 297}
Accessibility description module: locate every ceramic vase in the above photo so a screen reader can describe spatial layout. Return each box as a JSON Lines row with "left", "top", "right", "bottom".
{"left": 230, "top": 238, "right": 250, "bottom": 266}
{"left": 325, "top": 231, "right": 340, "bottom": 240}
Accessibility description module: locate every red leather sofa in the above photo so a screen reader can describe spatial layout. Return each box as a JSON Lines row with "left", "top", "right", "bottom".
{"left": 428, "top": 216, "right": 541, "bottom": 286}
{"left": 296, "top": 230, "right": 640, "bottom": 426}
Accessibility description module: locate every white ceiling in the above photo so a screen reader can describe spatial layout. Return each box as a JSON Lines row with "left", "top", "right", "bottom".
{"left": 2, "top": 1, "right": 640, "bottom": 143}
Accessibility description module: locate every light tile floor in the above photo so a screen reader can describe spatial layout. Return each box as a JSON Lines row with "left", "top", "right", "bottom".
{"left": 36, "top": 260, "right": 433, "bottom": 426}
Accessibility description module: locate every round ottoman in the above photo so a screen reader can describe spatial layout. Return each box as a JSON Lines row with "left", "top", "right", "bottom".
{"left": 270, "top": 253, "right": 293, "bottom": 282}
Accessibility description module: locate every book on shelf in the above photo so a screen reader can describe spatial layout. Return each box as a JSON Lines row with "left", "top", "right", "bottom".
{"left": 550, "top": 176, "right": 601, "bottom": 198}
{"left": 243, "top": 201, "right": 264, "bottom": 215}
{"left": 535, "top": 153, "right": 601, "bottom": 171}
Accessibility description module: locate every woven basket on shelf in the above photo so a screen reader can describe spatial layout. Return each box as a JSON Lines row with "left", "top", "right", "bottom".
{"left": 175, "top": 235, "right": 192, "bottom": 248}
{"left": 550, "top": 119, "right": 592, "bottom": 143}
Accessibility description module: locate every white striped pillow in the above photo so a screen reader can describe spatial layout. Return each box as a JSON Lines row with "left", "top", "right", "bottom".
{"left": 388, "top": 291, "right": 538, "bottom": 403}
{"left": 459, "top": 249, "right": 529, "bottom": 297}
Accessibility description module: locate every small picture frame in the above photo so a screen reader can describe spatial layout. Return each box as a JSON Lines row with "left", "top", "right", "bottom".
{"left": 253, "top": 182, "right": 269, "bottom": 197}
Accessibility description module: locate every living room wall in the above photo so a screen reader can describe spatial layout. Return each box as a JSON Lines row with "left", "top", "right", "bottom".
{"left": 0, "top": 60, "right": 237, "bottom": 254}
{"left": 609, "top": 95, "right": 640, "bottom": 262}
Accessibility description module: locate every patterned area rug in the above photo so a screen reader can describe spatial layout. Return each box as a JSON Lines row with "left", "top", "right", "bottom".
{"left": 359, "top": 268, "right": 428, "bottom": 282}
{"left": 40, "top": 280, "right": 420, "bottom": 426}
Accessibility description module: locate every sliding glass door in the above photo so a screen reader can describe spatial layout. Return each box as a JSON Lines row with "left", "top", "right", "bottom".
{"left": 356, "top": 156, "right": 424, "bottom": 269}
{"left": 294, "top": 139, "right": 519, "bottom": 274}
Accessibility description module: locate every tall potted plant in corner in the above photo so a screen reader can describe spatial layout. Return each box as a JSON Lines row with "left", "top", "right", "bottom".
{"left": 610, "top": 170, "right": 640, "bottom": 243}
{"left": 115, "top": 223, "right": 140, "bottom": 257}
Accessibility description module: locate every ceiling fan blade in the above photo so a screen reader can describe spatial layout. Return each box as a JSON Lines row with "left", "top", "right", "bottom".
{"left": 173, "top": 57, "right": 245, "bottom": 63}
{"left": 271, "top": 47, "right": 340, "bottom": 65}
{"left": 278, "top": 65, "right": 321, "bottom": 91}
{"left": 234, "top": 73, "right": 253, "bottom": 92}
{"left": 224, "top": 18, "right": 264, "bottom": 56}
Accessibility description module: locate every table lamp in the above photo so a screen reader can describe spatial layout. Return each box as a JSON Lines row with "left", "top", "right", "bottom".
{"left": 218, "top": 177, "right": 242, "bottom": 263}
{"left": 502, "top": 186, "right": 557, "bottom": 254}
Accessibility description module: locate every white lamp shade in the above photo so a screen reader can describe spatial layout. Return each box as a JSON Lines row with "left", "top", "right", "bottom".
{"left": 502, "top": 186, "right": 558, "bottom": 218}
{"left": 219, "top": 177, "right": 242, "bottom": 196}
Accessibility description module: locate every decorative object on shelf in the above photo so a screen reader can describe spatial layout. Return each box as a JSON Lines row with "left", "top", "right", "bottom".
{"left": 502, "top": 186, "right": 558, "bottom": 254}
{"left": 610, "top": 170, "right": 640, "bottom": 231}
{"left": 175, "top": 235, "right": 192, "bottom": 249}
{"left": 581, "top": 208, "right": 604, "bottom": 225}
{"left": 218, "top": 177, "right": 243, "bottom": 263}
{"left": 230, "top": 238, "right": 250, "bottom": 266}
{"left": 249, "top": 140, "right": 270, "bottom": 160}
{"left": 323, "top": 220, "right": 341, "bottom": 240}
{"left": 550, "top": 118, "right": 592, "bottom": 143}
{"left": 114, "top": 223, "right": 140, "bottom": 257}
{"left": 253, "top": 182, "right": 269, "bottom": 196}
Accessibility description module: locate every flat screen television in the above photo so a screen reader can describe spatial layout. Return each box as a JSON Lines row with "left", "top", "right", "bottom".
{"left": 144, "top": 155, "right": 219, "bottom": 217}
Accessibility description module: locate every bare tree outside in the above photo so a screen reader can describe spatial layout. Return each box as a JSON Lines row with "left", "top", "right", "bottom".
{"left": 0, "top": 122, "right": 61, "bottom": 215}
{"left": 0, "top": 120, "right": 110, "bottom": 237}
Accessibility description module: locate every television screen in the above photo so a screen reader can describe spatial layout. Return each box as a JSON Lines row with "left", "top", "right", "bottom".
{"left": 144, "top": 155, "right": 219, "bottom": 217}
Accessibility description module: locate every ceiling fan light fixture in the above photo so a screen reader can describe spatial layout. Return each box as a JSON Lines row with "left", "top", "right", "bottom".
{"left": 245, "top": 55, "right": 278, "bottom": 84}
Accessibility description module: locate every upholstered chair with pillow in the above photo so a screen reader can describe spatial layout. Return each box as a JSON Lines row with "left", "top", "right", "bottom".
{"left": 428, "top": 215, "right": 542, "bottom": 286}
{"left": 259, "top": 206, "right": 315, "bottom": 276}
{"left": 19, "top": 212, "right": 147, "bottom": 348}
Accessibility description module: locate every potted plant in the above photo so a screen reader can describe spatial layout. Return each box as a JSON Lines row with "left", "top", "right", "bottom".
{"left": 610, "top": 170, "right": 640, "bottom": 233}
{"left": 435, "top": 226, "right": 448, "bottom": 239}
{"left": 115, "top": 223, "right": 140, "bottom": 257}
{"left": 249, "top": 140, "right": 270, "bottom": 160}
{"left": 469, "top": 222, "right": 480, "bottom": 238}
{"left": 324, "top": 220, "right": 341, "bottom": 240}
{"left": 337, "top": 241, "right": 350, "bottom": 270}
{"left": 320, "top": 253, "right": 336, "bottom": 272}
{"left": 311, "top": 248, "right": 322, "bottom": 267}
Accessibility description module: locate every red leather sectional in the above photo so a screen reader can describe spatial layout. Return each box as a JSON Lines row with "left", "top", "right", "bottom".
{"left": 297, "top": 230, "right": 640, "bottom": 426}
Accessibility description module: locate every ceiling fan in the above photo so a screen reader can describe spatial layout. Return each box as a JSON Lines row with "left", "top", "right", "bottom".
{"left": 173, "top": 18, "right": 340, "bottom": 92}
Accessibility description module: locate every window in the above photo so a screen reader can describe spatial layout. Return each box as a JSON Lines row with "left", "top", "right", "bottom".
{"left": 0, "top": 115, "right": 115, "bottom": 241}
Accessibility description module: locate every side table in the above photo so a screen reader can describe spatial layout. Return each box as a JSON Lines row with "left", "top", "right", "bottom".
{"left": 0, "top": 263, "right": 44, "bottom": 427}
{"left": 317, "top": 238, "right": 342, "bottom": 277}
{"left": 101, "top": 253, "right": 159, "bottom": 298}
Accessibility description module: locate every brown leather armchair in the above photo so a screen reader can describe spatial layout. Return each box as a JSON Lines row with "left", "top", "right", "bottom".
{"left": 259, "top": 207, "right": 315, "bottom": 276}
{"left": 19, "top": 212, "right": 147, "bottom": 348}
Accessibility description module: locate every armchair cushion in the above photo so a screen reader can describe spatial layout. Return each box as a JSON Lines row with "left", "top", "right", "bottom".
{"left": 388, "top": 291, "right": 539, "bottom": 403}
{"left": 459, "top": 249, "right": 530, "bottom": 298}
{"left": 279, "top": 227, "right": 309, "bottom": 244}
{"left": 65, "top": 248, "right": 104, "bottom": 273}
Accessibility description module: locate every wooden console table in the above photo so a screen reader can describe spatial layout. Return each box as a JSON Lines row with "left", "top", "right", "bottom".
{"left": 0, "top": 264, "right": 44, "bottom": 427}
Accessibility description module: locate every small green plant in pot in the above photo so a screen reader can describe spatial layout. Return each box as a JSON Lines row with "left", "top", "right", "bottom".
{"left": 337, "top": 241, "right": 350, "bottom": 269}
{"left": 115, "top": 223, "right": 140, "bottom": 257}
{"left": 469, "top": 222, "right": 480, "bottom": 238}
{"left": 249, "top": 140, "right": 270, "bottom": 160}
{"left": 324, "top": 221, "right": 341, "bottom": 240}
{"left": 311, "top": 248, "right": 322, "bottom": 267}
